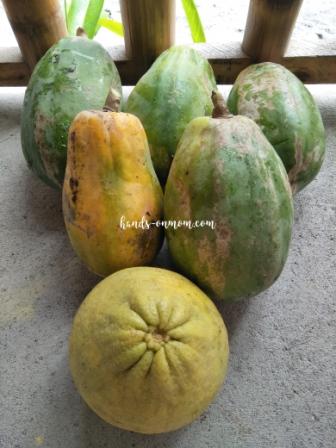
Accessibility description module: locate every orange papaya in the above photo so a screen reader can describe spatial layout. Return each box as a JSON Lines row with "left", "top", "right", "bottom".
{"left": 63, "top": 101, "right": 163, "bottom": 276}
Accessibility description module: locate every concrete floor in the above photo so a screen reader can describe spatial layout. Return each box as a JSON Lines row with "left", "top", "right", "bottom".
{"left": 0, "top": 84, "right": 335, "bottom": 448}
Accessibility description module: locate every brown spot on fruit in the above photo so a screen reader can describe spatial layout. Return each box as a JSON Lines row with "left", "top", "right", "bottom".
{"left": 70, "top": 177, "right": 79, "bottom": 189}
{"left": 34, "top": 112, "right": 59, "bottom": 185}
{"left": 288, "top": 135, "right": 304, "bottom": 192}
{"left": 69, "top": 177, "right": 79, "bottom": 203}
{"left": 195, "top": 219, "right": 231, "bottom": 297}
{"left": 70, "top": 131, "right": 76, "bottom": 144}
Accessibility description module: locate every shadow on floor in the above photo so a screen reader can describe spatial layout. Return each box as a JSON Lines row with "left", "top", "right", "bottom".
{"left": 21, "top": 167, "right": 65, "bottom": 232}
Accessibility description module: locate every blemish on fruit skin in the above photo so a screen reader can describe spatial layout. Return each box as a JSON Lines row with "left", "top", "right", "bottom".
{"left": 70, "top": 131, "right": 76, "bottom": 144}
{"left": 34, "top": 112, "right": 58, "bottom": 184}
{"left": 69, "top": 177, "right": 79, "bottom": 204}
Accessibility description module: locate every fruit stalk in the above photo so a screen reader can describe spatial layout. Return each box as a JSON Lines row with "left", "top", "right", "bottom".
{"left": 211, "top": 91, "right": 233, "bottom": 119}
{"left": 76, "top": 27, "right": 87, "bottom": 38}
{"left": 104, "top": 88, "right": 121, "bottom": 112}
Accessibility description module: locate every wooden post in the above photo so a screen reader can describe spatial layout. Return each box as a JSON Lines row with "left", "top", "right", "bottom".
{"left": 120, "top": 0, "right": 176, "bottom": 71}
{"left": 2, "top": 0, "right": 67, "bottom": 71}
{"left": 242, "top": 0, "right": 303, "bottom": 62}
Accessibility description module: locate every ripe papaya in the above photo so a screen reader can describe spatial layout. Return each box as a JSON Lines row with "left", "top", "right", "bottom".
{"left": 164, "top": 92, "right": 294, "bottom": 301}
{"left": 63, "top": 103, "right": 163, "bottom": 277}
{"left": 21, "top": 32, "right": 122, "bottom": 188}
{"left": 227, "top": 62, "right": 325, "bottom": 193}
{"left": 125, "top": 45, "right": 217, "bottom": 183}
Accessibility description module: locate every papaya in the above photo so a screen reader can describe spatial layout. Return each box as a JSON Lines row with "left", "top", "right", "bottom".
{"left": 62, "top": 101, "right": 163, "bottom": 277}
{"left": 69, "top": 267, "right": 229, "bottom": 433}
{"left": 227, "top": 62, "right": 326, "bottom": 193}
{"left": 125, "top": 45, "right": 217, "bottom": 183}
{"left": 164, "top": 92, "right": 294, "bottom": 301}
{"left": 21, "top": 30, "right": 122, "bottom": 188}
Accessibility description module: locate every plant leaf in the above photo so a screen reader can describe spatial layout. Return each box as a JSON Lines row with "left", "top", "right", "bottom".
{"left": 64, "top": 0, "right": 69, "bottom": 30}
{"left": 98, "top": 17, "right": 124, "bottom": 37}
{"left": 83, "top": 0, "right": 105, "bottom": 39}
{"left": 94, "top": 8, "right": 109, "bottom": 36}
{"left": 181, "top": 0, "right": 206, "bottom": 43}
{"left": 66, "top": 0, "right": 89, "bottom": 36}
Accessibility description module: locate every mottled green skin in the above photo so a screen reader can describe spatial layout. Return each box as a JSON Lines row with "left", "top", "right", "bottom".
{"left": 125, "top": 46, "right": 217, "bottom": 183}
{"left": 164, "top": 115, "right": 294, "bottom": 301}
{"left": 227, "top": 62, "right": 325, "bottom": 193}
{"left": 21, "top": 37, "right": 122, "bottom": 188}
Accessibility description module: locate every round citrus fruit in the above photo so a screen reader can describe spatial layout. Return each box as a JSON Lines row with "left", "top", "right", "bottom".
{"left": 69, "top": 267, "right": 229, "bottom": 433}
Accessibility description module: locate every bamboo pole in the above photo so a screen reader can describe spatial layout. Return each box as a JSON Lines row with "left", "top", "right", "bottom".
{"left": 120, "top": 0, "right": 176, "bottom": 70}
{"left": 2, "top": 0, "right": 67, "bottom": 71}
{"left": 242, "top": 0, "right": 303, "bottom": 62}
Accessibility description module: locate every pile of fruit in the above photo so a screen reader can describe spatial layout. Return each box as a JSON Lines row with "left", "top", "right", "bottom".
{"left": 21, "top": 31, "right": 325, "bottom": 434}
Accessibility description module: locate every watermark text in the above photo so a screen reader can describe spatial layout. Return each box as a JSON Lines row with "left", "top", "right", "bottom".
{"left": 119, "top": 215, "right": 216, "bottom": 231}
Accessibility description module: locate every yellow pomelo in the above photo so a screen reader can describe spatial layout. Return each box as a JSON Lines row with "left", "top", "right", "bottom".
{"left": 69, "top": 267, "right": 229, "bottom": 434}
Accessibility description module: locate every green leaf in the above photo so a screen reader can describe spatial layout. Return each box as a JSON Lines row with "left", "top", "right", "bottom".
{"left": 83, "top": 0, "right": 105, "bottom": 39}
{"left": 181, "top": 0, "right": 206, "bottom": 43}
{"left": 63, "top": 0, "right": 69, "bottom": 30}
{"left": 66, "top": 0, "right": 89, "bottom": 36}
{"left": 94, "top": 8, "right": 109, "bottom": 36}
{"left": 98, "top": 17, "right": 124, "bottom": 37}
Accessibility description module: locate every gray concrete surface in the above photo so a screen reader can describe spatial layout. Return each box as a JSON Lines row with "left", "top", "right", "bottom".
{"left": 0, "top": 84, "right": 335, "bottom": 448}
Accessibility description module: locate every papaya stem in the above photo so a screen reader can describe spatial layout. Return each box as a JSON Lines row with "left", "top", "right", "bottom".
{"left": 104, "top": 88, "right": 121, "bottom": 112}
{"left": 212, "top": 91, "right": 232, "bottom": 119}
{"left": 76, "top": 27, "right": 88, "bottom": 38}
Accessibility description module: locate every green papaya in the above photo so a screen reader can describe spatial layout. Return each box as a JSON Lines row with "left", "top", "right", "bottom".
{"left": 227, "top": 62, "right": 325, "bottom": 193}
{"left": 125, "top": 45, "right": 217, "bottom": 183}
{"left": 164, "top": 92, "right": 294, "bottom": 302}
{"left": 21, "top": 34, "right": 122, "bottom": 188}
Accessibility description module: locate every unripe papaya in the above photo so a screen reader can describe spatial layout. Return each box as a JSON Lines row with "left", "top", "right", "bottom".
{"left": 164, "top": 92, "right": 294, "bottom": 301}
{"left": 63, "top": 105, "right": 163, "bottom": 277}
{"left": 227, "top": 62, "right": 325, "bottom": 193}
{"left": 21, "top": 32, "right": 122, "bottom": 188}
{"left": 125, "top": 45, "right": 217, "bottom": 183}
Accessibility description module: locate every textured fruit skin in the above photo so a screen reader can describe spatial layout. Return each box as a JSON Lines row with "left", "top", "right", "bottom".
{"left": 63, "top": 111, "right": 163, "bottom": 277}
{"left": 125, "top": 45, "right": 217, "bottom": 182}
{"left": 227, "top": 62, "right": 326, "bottom": 193}
{"left": 21, "top": 36, "right": 122, "bottom": 188}
{"left": 69, "top": 267, "right": 229, "bottom": 434}
{"left": 164, "top": 114, "right": 294, "bottom": 301}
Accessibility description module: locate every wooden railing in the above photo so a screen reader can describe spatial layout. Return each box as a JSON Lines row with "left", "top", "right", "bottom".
{"left": 1, "top": 0, "right": 335, "bottom": 86}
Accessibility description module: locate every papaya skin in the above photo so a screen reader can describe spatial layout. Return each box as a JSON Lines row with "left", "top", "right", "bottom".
{"left": 227, "top": 62, "right": 326, "bottom": 193}
{"left": 63, "top": 110, "right": 163, "bottom": 277}
{"left": 69, "top": 267, "right": 229, "bottom": 434}
{"left": 125, "top": 45, "right": 217, "bottom": 183}
{"left": 164, "top": 93, "right": 294, "bottom": 301}
{"left": 21, "top": 36, "right": 122, "bottom": 188}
